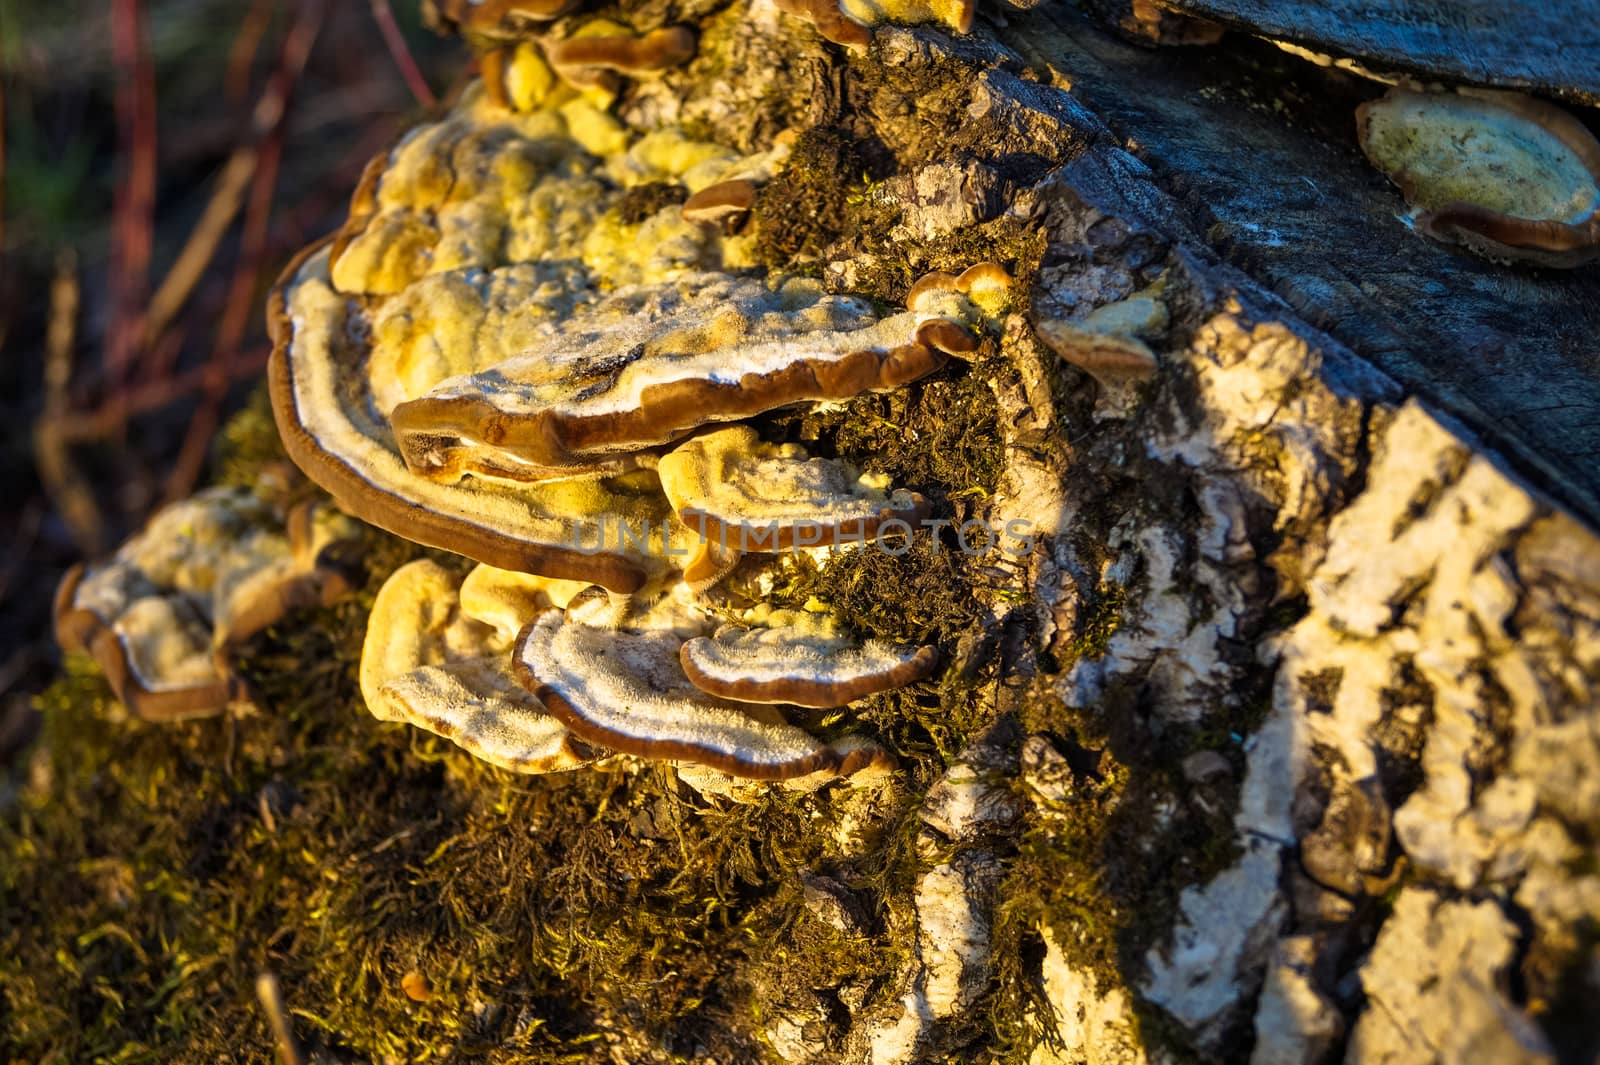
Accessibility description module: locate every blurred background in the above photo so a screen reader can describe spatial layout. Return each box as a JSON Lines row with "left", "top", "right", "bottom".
{"left": 0, "top": 0, "right": 462, "bottom": 768}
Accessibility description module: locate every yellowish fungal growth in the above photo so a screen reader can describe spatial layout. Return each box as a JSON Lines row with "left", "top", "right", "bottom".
{"left": 54, "top": 487, "right": 362, "bottom": 721}
{"left": 659, "top": 425, "right": 929, "bottom": 552}
{"left": 361, "top": 559, "right": 594, "bottom": 773}
{"left": 1357, "top": 87, "right": 1600, "bottom": 266}
{"left": 260, "top": 75, "right": 992, "bottom": 780}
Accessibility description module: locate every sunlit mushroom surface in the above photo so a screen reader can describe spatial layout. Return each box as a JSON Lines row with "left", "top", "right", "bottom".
{"left": 262, "top": 81, "right": 1005, "bottom": 785}
{"left": 54, "top": 486, "right": 363, "bottom": 721}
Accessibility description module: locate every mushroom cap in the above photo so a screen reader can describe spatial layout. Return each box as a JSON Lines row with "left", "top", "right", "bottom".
{"left": 543, "top": 25, "right": 696, "bottom": 77}
{"left": 774, "top": 0, "right": 875, "bottom": 51}
{"left": 904, "top": 263, "right": 1010, "bottom": 355}
{"left": 361, "top": 559, "right": 594, "bottom": 774}
{"left": 426, "top": 0, "right": 581, "bottom": 38}
{"left": 1034, "top": 318, "right": 1159, "bottom": 383}
{"left": 836, "top": 0, "right": 975, "bottom": 36}
{"left": 514, "top": 598, "right": 886, "bottom": 779}
{"left": 680, "top": 610, "right": 939, "bottom": 708}
{"left": 268, "top": 241, "right": 687, "bottom": 592}
{"left": 328, "top": 97, "right": 588, "bottom": 296}
{"left": 658, "top": 425, "right": 930, "bottom": 553}
{"left": 1357, "top": 88, "right": 1600, "bottom": 266}
{"left": 54, "top": 488, "right": 362, "bottom": 721}
{"left": 680, "top": 178, "right": 758, "bottom": 226}
{"left": 386, "top": 275, "right": 949, "bottom": 475}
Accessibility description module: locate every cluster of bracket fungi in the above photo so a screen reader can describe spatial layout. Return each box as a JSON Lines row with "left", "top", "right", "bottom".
{"left": 54, "top": 14, "right": 1019, "bottom": 789}
{"left": 57, "top": 0, "right": 1597, "bottom": 789}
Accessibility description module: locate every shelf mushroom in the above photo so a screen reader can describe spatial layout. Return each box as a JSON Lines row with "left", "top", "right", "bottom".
{"left": 263, "top": 82, "right": 1018, "bottom": 785}
{"left": 361, "top": 559, "right": 596, "bottom": 773}
{"left": 515, "top": 597, "right": 895, "bottom": 780}
{"left": 680, "top": 608, "right": 939, "bottom": 708}
{"left": 1357, "top": 87, "right": 1600, "bottom": 267}
{"left": 54, "top": 487, "right": 363, "bottom": 721}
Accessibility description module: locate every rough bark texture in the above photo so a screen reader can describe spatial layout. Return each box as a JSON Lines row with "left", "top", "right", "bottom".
{"left": 7, "top": 2, "right": 1600, "bottom": 1063}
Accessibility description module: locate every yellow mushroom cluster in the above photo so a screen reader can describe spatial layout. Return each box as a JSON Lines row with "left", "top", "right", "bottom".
{"left": 54, "top": 486, "right": 363, "bottom": 721}
{"left": 256, "top": 81, "right": 1010, "bottom": 782}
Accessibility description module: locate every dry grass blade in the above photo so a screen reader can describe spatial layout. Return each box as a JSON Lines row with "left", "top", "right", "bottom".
{"left": 33, "top": 249, "right": 106, "bottom": 554}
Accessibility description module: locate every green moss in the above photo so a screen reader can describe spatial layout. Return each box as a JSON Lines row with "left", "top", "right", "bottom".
{"left": 213, "top": 387, "right": 289, "bottom": 491}
{"left": 753, "top": 128, "right": 866, "bottom": 270}
{"left": 1, "top": 388, "right": 962, "bottom": 1061}
{"left": 613, "top": 182, "right": 687, "bottom": 227}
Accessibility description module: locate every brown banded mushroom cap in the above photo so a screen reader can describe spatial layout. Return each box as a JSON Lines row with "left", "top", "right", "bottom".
{"left": 1033, "top": 318, "right": 1159, "bottom": 385}
{"left": 774, "top": 0, "right": 875, "bottom": 52}
{"left": 268, "top": 242, "right": 687, "bottom": 593}
{"left": 658, "top": 425, "right": 929, "bottom": 553}
{"left": 514, "top": 598, "right": 889, "bottom": 779}
{"left": 386, "top": 276, "right": 949, "bottom": 475}
{"left": 1357, "top": 87, "right": 1600, "bottom": 267}
{"left": 543, "top": 25, "right": 696, "bottom": 76}
{"left": 361, "top": 559, "right": 595, "bottom": 773}
{"left": 904, "top": 263, "right": 1012, "bottom": 356}
{"left": 426, "top": 0, "right": 581, "bottom": 37}
{"left": 680, "top": 179, "right": 758, "bottom": 226}
{"left": 680, "top": 609, "right": 939, "bottom": 708}
{"left": 53, "top": 488, "right": 362, "bottom": 721}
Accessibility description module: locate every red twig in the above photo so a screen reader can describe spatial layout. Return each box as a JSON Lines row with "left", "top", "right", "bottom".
{"left": 0, "top": 77, "right": 7, "bottom": 252}
{"left": 370, "top": 0, "right": 438, "bottom": 109}
{"left": 225, "top": 0, "right": 279, "bottom": 102}
{"left": 163, "top": 0, "right": 329, "bottom": 504}
{"left": 107, "top": 0, "right": 158, "bottom": 399}
{"left": 52, "top": 348, "right": 272, "bottom": 445}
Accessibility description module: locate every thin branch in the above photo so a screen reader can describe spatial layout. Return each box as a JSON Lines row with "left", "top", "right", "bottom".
{"left": 370, "top": 0, "right": 438, "bottom": 108}
{"left": 107, "top": 0, "right": 158, "bottom": 394}
{"left": 50, "top": 348, "right": 270, "bottom": 445}
{"left": 163, "top": 0, "right": 329, "bottom": 503}
{"left": 225, "top": 0, "right": 278, "bottom": 102}
{"left": 0, "top": 76, "right": 7, "bottom": 252}
{"left": 141, "top": 148, "right": 258, "bottom": 348}
{"left": 255, "top": 971, "right": 306, "bottom": 1065}
{"left": 34, "top": 250, "right": 106, "bottom": 554}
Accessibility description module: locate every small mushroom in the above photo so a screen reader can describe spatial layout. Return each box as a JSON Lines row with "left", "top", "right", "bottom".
{"left": 1034, "top": 319, "right": 1158, "bottom": 385}
{"left": 361, "top": 559, "right": 596, "bottom": 773}
{"left": 514, "top": 597, "right": 889, "bottom": 779}
{"left": 680, "top": 178, "right": 758, "bottom": 227}
{"left": 658, "top": 425, "right": 929, "bottom": 553}
{"left": 542, "top": 23, "right": 696, "bottom": 100}
{"left": 483, "top": 40, "right": 560, "bottom": 112}
{"left": 54, "top": 488, "right": 362, "bottom": 721}
{"left": 774, "top": 0, "right": 875, "bottom": 52}
{"left": 905, "top": 262, "right": 1011, "bottom": 356}
{"left": 1033, "top": 284, "right": 1168, "bottom": 401}
{"left": 680, "top": 608, "right": 939, "bottom": 708}
{"left": 1357, "top": 87, "right": 1600, "bottom": 267}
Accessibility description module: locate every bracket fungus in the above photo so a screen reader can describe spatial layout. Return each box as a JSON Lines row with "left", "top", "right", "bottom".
{"left": 680, "top": 608, "right": 940, "bottom": 708}
{"left": 515, "top": 597, "right": 896, "bottom": 780}
{"left": 1357, "top": 87, "right": 1600, "bottom": 267}
{"left": 659, "top": 425, "right": 930, "bottom": 552}
{"left": 541, "top": 23, "right": 696, "bottom": 98}
{"left": 54, "top": 487, "right": 362, "bottom": 721}
{"left": 264, "top": 81, "right": 997, "bottom": 784}
{"left": 776, "top": 0, "right": 978, "bottom": 51}
{"left": 1034, "top": 285, "right": 1169, "bottom": 411}
{"left": 361, "top": 559, "right": 596, "bottom": 773}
